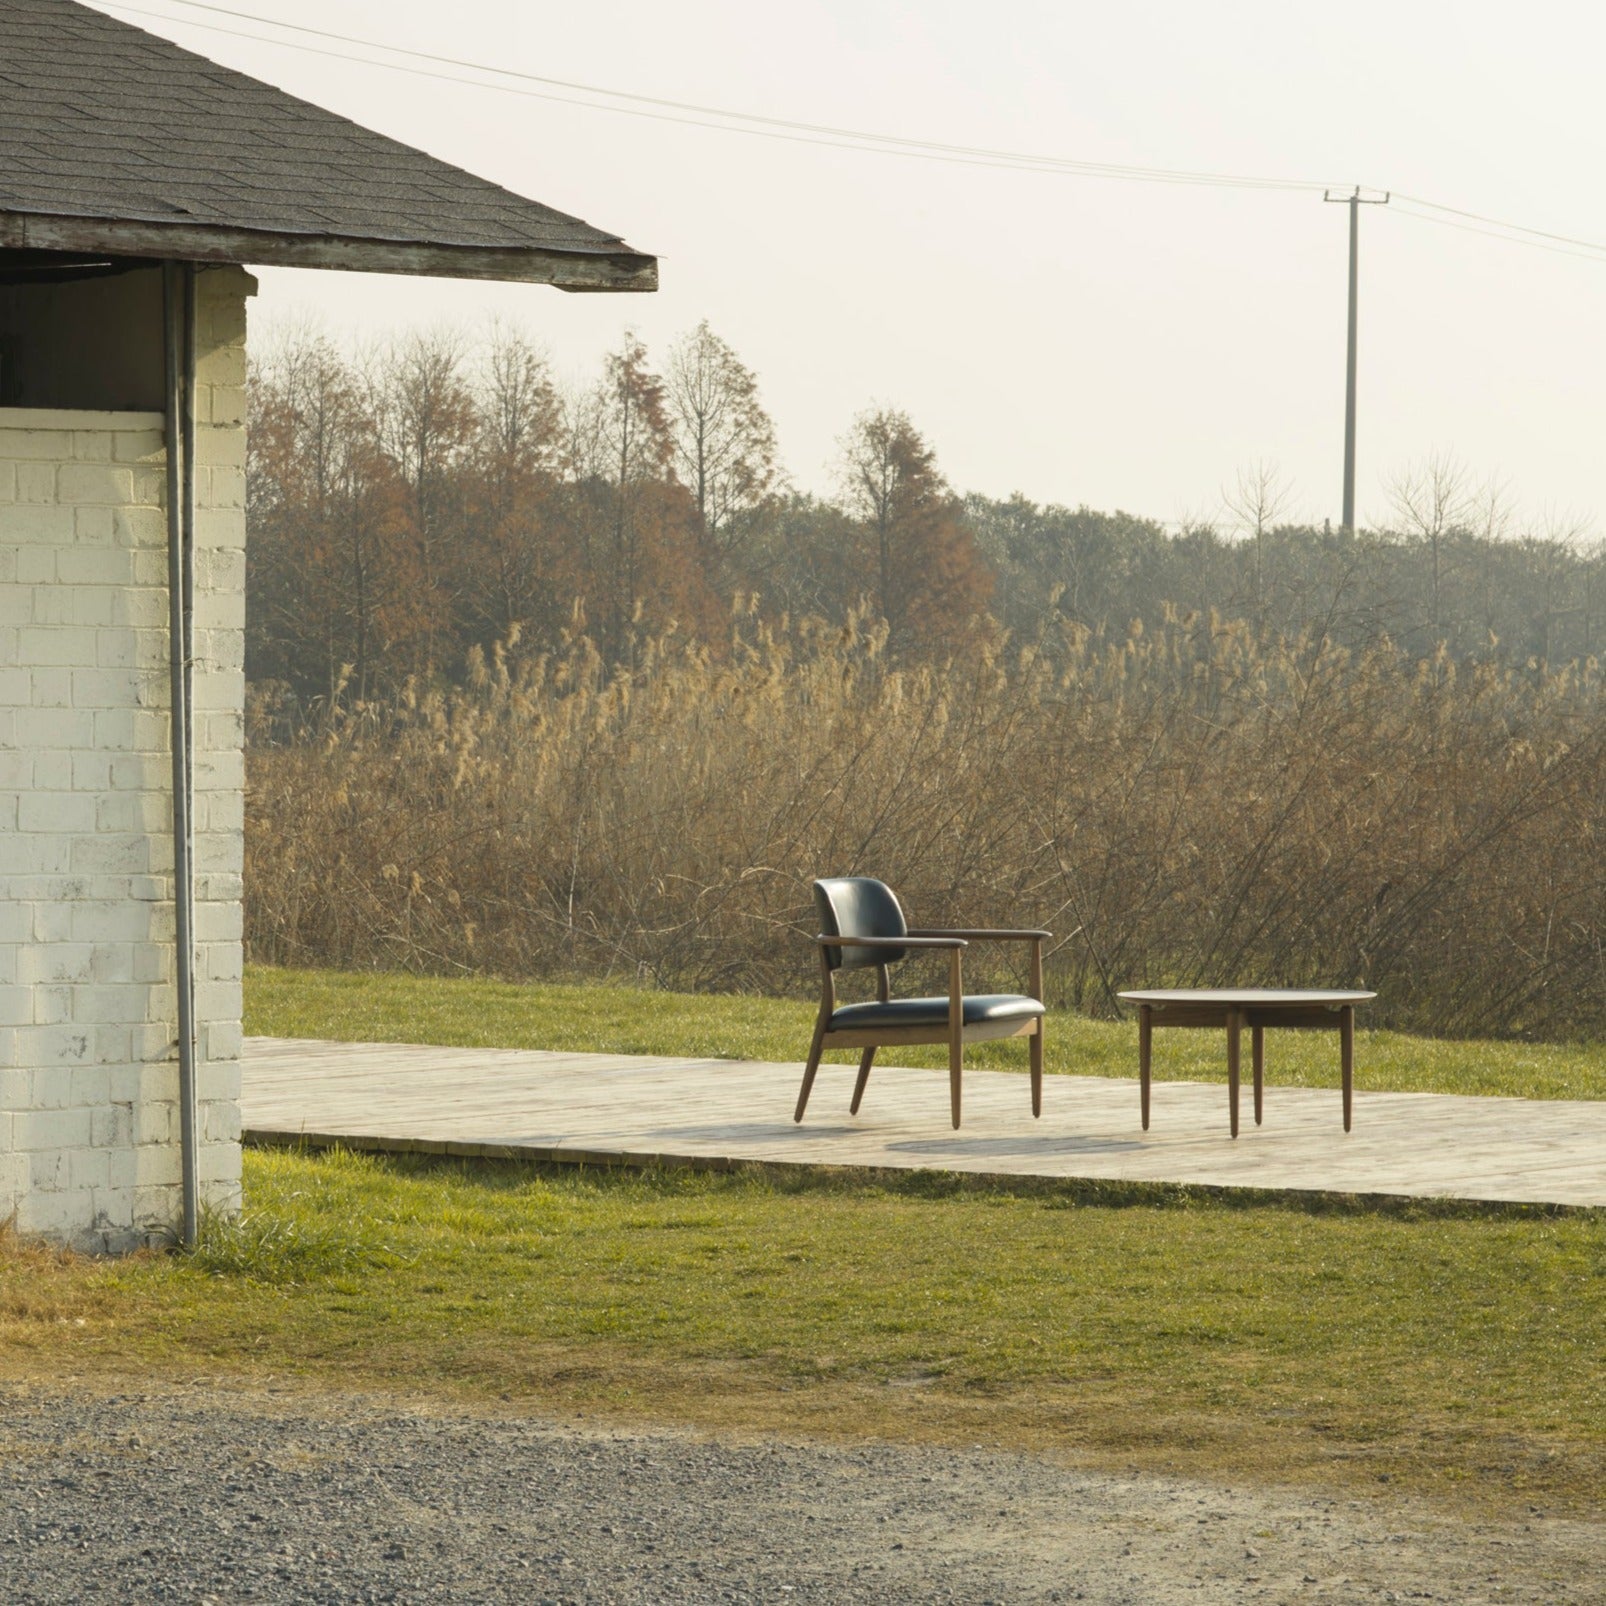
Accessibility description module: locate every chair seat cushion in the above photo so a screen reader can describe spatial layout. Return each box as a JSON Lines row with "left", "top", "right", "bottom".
{"left": 831, "top": 994, "right": 1044, "bottom": 1030}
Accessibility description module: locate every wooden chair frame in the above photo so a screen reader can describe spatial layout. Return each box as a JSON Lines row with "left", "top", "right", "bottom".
{"left": 792, "top": 928, "right": 1047, "bottom": 1130}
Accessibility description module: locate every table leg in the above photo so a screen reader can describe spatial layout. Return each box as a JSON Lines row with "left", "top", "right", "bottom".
{"left": 1340, "top": 1004, "right": 1354, "bottom": 1132}
{"left": 1030, "top": 936, "right": 1044, "bottom": 1119}
{"left": 1226, "top": 1008, "right": 1241, "bottom": 1139}
{"left": 1139, "top": 1005, "right": 1152, "bottom": 1130}
{"left": 1252, "top": 1024, "right": 1264, "bottom": 1125}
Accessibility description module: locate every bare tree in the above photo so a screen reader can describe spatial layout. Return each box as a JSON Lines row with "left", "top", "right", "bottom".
{"left": 1386, "top": 449, "right": 1474, "bottom": 635}
{"left": 663, "top": 321, "right": 781, "bottom": 594}
{"left": 1468, "top": 470, "right": 1515, "bottom": 543}
{"left": 1222, "top": 459, "right": 1292, "bottom": 613}
{"left": 379, "top": 329, "right": 475, "bottom": 677}
{"left": 479, "top": 323, "right": 558, "bottom": 474}
{"left": 463, "top": 325, "right": 563, "bottom": 640}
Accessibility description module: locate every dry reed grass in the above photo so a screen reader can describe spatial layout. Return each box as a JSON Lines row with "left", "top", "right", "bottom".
{"left": 245, "top": 608, "right": 1606, "bottom": 1038}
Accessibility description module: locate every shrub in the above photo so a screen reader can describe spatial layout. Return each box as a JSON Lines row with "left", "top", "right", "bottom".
{"left": 245, "top": 608, "right": 1606, "bottom": 1039}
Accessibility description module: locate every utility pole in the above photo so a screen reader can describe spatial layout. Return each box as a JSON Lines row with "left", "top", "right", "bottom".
{"left": 1323, "top": 187, "right": 1390, "bottom": 531}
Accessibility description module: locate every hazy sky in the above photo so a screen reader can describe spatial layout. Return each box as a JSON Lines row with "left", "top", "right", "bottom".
{"left": 94, "top": 0, "right": 1606, "bottom": 532}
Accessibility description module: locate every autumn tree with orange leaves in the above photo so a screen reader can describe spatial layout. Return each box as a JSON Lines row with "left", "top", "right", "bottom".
{"left": 460, "top": 326, "right": 566, "bottom": 646}
{"left": 247, "top": 325, "right": 1000, "bottom": 707}
{"left": 837, "top": 406, "right": 993, "bottom": 659}
{"left": 247, "top": 330, "right": 421, "bottom": 703}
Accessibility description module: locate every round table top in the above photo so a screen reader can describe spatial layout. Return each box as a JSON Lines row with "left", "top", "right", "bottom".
{"left": 1116, "top": 988, "right": 1376, "bottom": 1006}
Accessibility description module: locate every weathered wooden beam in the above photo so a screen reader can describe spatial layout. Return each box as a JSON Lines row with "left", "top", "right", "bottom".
{"left": 0, "top": 212, "right": 658, "bottom": 291}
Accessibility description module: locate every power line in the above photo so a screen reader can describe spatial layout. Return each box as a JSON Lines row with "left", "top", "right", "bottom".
{"left": 93, "top": 0, "right": 1338, "bottom": 192}
{"left": 1395, "top": 193, "right": 1606, "bottom": 256}
{"left": 1392, "top": 201, "right": 1606, "bottom": 265}
{"left": 92, "top": 0, "right": 1606, "bottom": 263}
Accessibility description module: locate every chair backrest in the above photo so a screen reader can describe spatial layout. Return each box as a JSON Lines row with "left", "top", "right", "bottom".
{"left": 813, "top": 877, "right": 908, "bottom": 971}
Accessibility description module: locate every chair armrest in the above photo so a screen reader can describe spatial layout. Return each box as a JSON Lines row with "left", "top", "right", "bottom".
{"left": 812, "top": 933, "right": 968, "bottom": 949}
{"left": 906, "top": 928, "right": 1050, "bottom": 942}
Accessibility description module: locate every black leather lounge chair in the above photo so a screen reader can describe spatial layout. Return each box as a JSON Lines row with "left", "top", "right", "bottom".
{"left": 793, "top": 877, "right": 1049, "bottom": 1130}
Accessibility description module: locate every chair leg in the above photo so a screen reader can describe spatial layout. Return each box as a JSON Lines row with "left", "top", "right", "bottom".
{"left": 1029, "top": 1023, "right": 1043, "bottom": 1118}
{"left": 949, "top": 1035, "right": 963, "bottom": 1129}
{"left": 850, "top": 1047, "right": 876, "bottom": 1114}
{"left": 794, "top": 1014, "right": 829, "bottom": 1123}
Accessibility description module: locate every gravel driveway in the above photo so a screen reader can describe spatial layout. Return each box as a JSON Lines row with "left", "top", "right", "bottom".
{"left": 0, "top": 1382, "right": 1599, "bottom": 1604}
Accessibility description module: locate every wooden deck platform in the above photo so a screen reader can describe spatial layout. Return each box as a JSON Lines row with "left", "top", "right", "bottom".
{"left": 241, "top": 1037, "right": 1606, "bottom": 1208}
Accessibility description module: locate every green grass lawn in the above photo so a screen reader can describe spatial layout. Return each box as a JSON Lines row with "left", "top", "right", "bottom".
{"left": 246, "top": 963, "right": 1606, "bottom": 1101}
{"left": 4, "top": 1147, "right": 1602, "bottom": 1513}
{"left": 5, "top": 964, "right": 1602, "bottom": 1516}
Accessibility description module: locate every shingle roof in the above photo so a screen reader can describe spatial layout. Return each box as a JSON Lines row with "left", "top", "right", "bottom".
{"left": 0, "top": 0, "right": 656, "bottom": 289}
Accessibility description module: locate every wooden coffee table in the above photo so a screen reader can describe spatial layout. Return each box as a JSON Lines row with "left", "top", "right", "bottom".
{"left": 1115, "top": 989, "right": 1377, "bottom": 1137}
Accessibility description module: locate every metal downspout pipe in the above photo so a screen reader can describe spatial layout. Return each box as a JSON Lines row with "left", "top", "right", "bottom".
{"left": 162, "top": 261, "right": 200, "bottom": 1250}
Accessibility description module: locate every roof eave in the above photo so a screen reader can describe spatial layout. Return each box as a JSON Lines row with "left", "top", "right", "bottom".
{"left": 0, "top": 210, "right": 658, "bottom": 292}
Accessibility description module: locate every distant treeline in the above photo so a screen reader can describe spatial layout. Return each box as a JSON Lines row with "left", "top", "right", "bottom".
{"left": 246, "top": 321, "right": 1604, "bottom": 709}
{"left": 970, "top": 487, "right": 1603, "bottom": 670}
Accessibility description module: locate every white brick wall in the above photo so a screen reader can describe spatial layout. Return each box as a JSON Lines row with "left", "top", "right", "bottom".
{"left": 0, "top": 266, "right": 251, "bottom": 1252}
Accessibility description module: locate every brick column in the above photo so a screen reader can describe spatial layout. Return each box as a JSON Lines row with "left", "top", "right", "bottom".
{"left": 0, "top": 266, "right": 253, "bottom": 1251}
